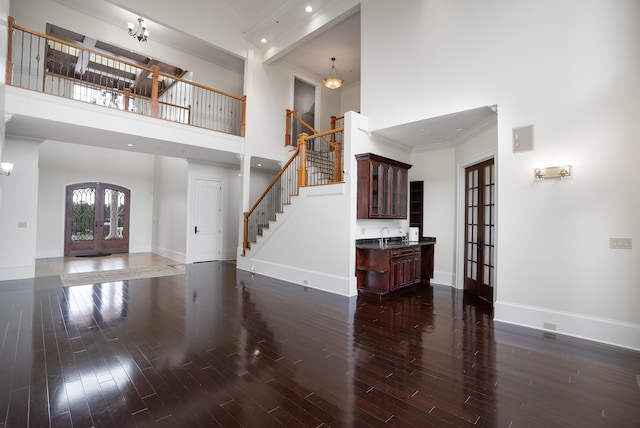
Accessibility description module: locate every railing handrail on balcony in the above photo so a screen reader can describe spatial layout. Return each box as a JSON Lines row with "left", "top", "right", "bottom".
{"left": 6, "top": 17, "right": 246, "bottom": 136}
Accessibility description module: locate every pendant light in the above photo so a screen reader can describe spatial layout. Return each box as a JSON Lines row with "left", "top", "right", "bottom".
{"left": 323, "top": 57, "right": 344, "bottom": 89}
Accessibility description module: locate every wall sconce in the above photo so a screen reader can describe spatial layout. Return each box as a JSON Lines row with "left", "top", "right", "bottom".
{"left": 1, "top": 162, "right": 13, "bottom": 176}
{"left": 534, "top": 165, "right": 571, "bottom": 180}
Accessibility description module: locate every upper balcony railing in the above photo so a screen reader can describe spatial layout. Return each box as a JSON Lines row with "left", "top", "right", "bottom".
{"left": 6, "top": 17, "right": 246, "bottom": 137}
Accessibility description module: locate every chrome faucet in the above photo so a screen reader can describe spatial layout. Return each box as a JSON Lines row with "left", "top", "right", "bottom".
{"left": 379, "top": 226, "right": 390, "bottom": 247}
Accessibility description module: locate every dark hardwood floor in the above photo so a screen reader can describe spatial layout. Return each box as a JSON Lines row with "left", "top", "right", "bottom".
{"left": 0, "top": 261, "right": 638, "bottom": 427}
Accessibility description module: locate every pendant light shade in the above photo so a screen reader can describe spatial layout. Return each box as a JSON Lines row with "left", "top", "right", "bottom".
{"left": 323, "top": 57, "right": 343, "bottom": 89}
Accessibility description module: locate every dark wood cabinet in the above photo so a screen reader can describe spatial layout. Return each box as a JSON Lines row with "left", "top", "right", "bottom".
{"left": 356, "top": 243, "right": 435, "bottom": 295}
{"left": 356, "top": 153, "right": 411, "bottom": 219}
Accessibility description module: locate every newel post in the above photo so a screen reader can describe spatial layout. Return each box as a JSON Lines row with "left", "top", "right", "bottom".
{"left": 6, "top": 16, "right": 15, "bottom": 85}
{"left": 334, "top": 142, "right": 342, "bottom": 183}
{"left": 285, "top": 109, "right": 292, "bottom": 146}
{"left": 298, "top": 133, "right": 308, "bottom": 187}
{"left": 242, "top": 211, "right": 249, "bottom": 256}
{"left": 150, "top": 65, "right": 160, "bottom": 118}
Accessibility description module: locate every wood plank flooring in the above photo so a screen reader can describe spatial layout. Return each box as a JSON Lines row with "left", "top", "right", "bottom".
{"left": 0, "top": 261, "right": 638, "bottom": 427}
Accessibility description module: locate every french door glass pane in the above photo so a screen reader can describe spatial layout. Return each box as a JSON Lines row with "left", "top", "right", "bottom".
{"left": 71, "top": 187, "right": 95, "bottom": 241}
{"left": 104, "top": 188, "right": 126, "bottom": 240}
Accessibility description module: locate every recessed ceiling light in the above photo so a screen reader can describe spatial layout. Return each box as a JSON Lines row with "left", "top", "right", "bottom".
{"left": 127, "top": 143, "right": 133, "bottom": 147}
{"left": 456, "top": 127, "right": 463, "bottom": 131}
{"left": 305, "top": 6, "right": 313, "bottom": 12}
{"left": 261, "top": 38, "right": 267, "bottom": 43}
{"left": 257, "top": 163, "right": 262, "bottom": 167}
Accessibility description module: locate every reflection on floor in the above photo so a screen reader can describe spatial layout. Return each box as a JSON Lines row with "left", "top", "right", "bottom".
{"left": 35, "top": 252, "right": 182, "bottom": 277}
{"left": 0, "top": 262, "right": 638, "bottom": 426}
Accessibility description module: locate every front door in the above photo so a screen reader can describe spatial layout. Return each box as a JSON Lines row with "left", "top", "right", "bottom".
{"left": 192, "top": 178, "right": 222, "bottom": 262}
{"left": 463, "top": 159, "right": 495, "bottom": 304}
{"left": 64, "top": 182, "right": 130, "bottom": 256}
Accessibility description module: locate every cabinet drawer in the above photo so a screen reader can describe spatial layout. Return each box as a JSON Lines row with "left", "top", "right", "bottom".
{"left": 391, "top": 247, "right": 421, "bottom": 258}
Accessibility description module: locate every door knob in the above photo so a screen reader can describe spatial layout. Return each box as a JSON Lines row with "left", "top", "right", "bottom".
{"left": 194, "top": 226, "right": 199, "bottom": 234}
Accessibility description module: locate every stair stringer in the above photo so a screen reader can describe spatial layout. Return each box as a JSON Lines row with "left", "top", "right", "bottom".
{"left": 237, "top": 183, "right": 357, "bottom": 297}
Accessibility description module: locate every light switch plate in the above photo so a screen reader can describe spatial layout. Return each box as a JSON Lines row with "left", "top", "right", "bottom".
{"left": 609, "top": 238, "right": 632, "bottom": 249}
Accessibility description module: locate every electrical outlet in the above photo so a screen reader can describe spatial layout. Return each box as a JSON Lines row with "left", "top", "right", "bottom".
{"left": 610, "top": 238, "right": 632, "bottom": 249}
{"left": 543, "top": 322, "right": 556, "bottom": 331}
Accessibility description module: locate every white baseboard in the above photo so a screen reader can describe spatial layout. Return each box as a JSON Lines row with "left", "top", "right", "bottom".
{"left": 495, "top": 300, "right": 640, "bottom": 351}
{"left": 151, "top": 246, "right": 186, "bottom": 264}
{"left": 0, "top": 264, "right": 36, "bottom": 281}
{"left": 431, "top": 270, "right": 454, "bottom": 287}
{"left": 236, "top": 257, "right": 357, "bottom": 297}
{"left": 36, "top": 250, "right": 63, "bottom": 259}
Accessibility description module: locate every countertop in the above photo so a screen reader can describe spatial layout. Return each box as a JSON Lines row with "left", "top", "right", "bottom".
{"left": 355, "top": 237, "right": 436, "bottom": 250}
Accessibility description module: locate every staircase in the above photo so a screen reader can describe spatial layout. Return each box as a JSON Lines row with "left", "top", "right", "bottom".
{"left": 242, "top": 123, "right": 344, "bottom": 256}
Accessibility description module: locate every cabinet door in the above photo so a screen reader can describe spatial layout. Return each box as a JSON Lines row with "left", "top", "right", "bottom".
{"left": 370, "top": 161, "right": 390, "bottom": 217}
{"left": 390, "top": 167, "right": 408, "bottom": 218}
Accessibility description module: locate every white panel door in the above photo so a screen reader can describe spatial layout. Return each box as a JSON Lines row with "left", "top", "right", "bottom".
{"left": 192, "top": 179, "right": 222, "bottom": 262}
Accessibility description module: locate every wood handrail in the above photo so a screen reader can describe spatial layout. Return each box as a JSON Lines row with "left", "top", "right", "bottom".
{"left": 287, "top": 109, "right": 336, "bottom": 147}
{"left": 246, "top": 146, "right": 301, "bottom": 218}
{"left": 10, "top": 20, "right": 157, "bottom": 77}
{"left": 156, "top": 70, "right": 245, "bottom": 102}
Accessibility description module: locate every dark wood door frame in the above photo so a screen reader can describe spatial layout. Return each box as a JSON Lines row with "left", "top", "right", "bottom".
{"left": 463, "top": 158, "right": 495, "bottom": 305}
{"left": 64, "top": 182, "right": 130, "bottom": 256}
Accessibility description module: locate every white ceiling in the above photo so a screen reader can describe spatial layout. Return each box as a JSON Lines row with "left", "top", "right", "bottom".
{"left": 374, "top": 107, "right": 497, "bottom": 150}
{"left": 8, "top": 0, "right": 496, "bottom": 155}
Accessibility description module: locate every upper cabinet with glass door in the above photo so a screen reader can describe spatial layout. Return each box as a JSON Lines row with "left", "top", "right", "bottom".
{"left": 356, "top": 153, "right": 412, "bottom": 219}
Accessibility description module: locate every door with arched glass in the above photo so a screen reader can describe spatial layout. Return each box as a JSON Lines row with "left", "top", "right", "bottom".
{"left": 64, "top": 182, "right": 130, "bottom": 256}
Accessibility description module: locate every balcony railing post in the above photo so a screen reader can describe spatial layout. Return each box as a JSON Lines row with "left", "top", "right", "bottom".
{"left": 150, "top": 65, "right": 160, "bottom": 118}
{"left": 6, "top": 16, "right": 15, "bottom": 85}
{"left": 330, "top": 115, "right": 337, "bottom": 142}
{"left": 241, "top": 96, "right": 247, "bottom": 137}
{"left": 124, "top": 88, "right": 131, "bottom": 112}
{"left": 298, "top": 133, "right": 308, "bottom": 187}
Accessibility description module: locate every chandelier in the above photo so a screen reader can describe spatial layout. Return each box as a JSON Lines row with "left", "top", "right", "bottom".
{"left": 323, "top": 57, "right": 343, "bottom": 89}
{"left": 128, "top": 17, "right": 149, "bottom": 42}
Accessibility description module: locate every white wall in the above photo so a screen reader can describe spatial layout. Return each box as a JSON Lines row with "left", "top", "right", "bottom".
{"left": 36, "top": 141, "right": 155, "bottom": 258}
{"left": 409, "top": 147, "right": 456, "bottom": 286}
{"left": 0, "top": 138, "right": 40, "bottom": 279}
{"left": 152, "top": 155, "right": 188, "bottom": 261}
{"left": 362, "top": 0, "right": 640, "bottom": 349}
{"left": 340, "top": 84, "right": 361, "bottom": 116}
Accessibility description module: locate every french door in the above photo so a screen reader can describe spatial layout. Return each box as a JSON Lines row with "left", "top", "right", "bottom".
{"left": 464, "top": 159, "right": 495, "bottom": 304}
{"left": 64, "top": 182, "right": 130, "bottom": 256}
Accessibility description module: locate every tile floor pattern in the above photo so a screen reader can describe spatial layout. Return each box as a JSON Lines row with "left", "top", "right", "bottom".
{"left": 0, "top": 258, "right": 638, "bottom": 427}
